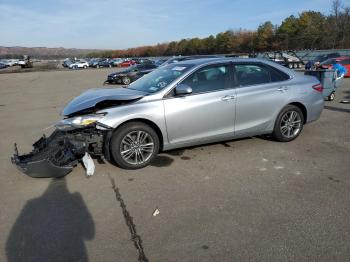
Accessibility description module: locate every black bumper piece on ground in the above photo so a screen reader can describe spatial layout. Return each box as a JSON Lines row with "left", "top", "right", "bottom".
{"left": 11, "top": 127, "right": 106, "bottom": 178}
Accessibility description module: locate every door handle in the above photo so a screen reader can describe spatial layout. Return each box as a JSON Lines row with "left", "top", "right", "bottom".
{"left": 277, "top": 86, "right": 289, "bottom": 92}
{"left": 221, "top": 95, "right": 235, "bottom": 101}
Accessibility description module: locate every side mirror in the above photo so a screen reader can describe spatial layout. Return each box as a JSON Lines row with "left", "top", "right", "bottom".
{"left": 175, "top": 84, "right": 192, "bottom": 95}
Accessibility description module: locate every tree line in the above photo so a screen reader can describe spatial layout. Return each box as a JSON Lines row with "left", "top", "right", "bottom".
{"left": 88, "top": 0, "right": 350, "bottom": 58}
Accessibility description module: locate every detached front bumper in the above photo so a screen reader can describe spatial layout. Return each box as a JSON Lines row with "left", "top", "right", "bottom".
{"left": 12, "top": 127, "right": 107, "bottom": 178}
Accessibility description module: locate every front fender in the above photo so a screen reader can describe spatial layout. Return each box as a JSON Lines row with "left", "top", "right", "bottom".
{"left": 97, "top": 100, "right": 168, "bottom": 144}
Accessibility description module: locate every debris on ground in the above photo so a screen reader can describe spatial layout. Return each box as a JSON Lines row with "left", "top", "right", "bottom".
{"left": 82, "top": 152, "right": 95, "bottom": 176}
{"left": 152, "top": 208, "right": 160, "bottom": 217}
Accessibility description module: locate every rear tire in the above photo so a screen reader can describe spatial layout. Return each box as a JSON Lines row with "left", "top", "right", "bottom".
{"left": 272, "top": 105, "right": 304, "bottom": 142}
{"left": 110, "top": 122, "right": 160, "bottom": 169}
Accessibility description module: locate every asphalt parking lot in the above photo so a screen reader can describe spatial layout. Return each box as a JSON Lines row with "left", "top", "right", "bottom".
{"left": 0, "top": 68, "right": 349, "bottom": 262}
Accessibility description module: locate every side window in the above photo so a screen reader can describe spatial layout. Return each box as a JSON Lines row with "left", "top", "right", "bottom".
{"left": 234, "top": 64, "right": 289, "bottom": 86}
{"left": 145, "top": 64, "right": 156, "bottom": 69}
{"left": 267, "top": 66, "right": 290, "bottom": 82}
{"left": 234, "top": 64, "right": 270, "bottom": 86}
{"left": 181, "top": 64, "right": 230, "bottom": 94}
{"left": 340, "top": 59, "right": 350, "bottom": 65}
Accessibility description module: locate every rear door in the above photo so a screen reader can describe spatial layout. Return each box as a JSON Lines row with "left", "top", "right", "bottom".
{"left": 233, "top": 63, "right": 292, "bottom": 135}
{"left": 163, "top": 63, "right": 236, "bottom": 145}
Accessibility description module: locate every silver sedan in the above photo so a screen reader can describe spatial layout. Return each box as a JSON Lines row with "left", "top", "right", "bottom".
{"left": 64, "top": 58, "right": 324, "bottom": 169}
{"left": 14, "top": 58, "right": 325, "bottom": 177}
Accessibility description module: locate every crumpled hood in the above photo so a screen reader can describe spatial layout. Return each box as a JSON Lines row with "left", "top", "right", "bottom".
{"left": 62, "top": 87, "right": 146, "bottom": 116}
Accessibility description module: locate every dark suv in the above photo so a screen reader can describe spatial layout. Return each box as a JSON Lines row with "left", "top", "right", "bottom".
{"left": 105, "top": 64, "right": 158, "bottom": 85}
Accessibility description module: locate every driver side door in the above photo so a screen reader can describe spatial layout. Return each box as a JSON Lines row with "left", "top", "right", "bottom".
{"left": 163, "top": 63, "right": 236, "bottom": 146}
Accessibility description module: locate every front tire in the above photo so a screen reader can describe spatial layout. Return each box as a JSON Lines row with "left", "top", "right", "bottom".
{"left": 272, "top": 105, "right": 304, "bottom": 142}
{"left": 122, "top": 76, "right": 131, "bottom": 85}
{"left": 110, "top": 122, "right": 160, "bottom": 169}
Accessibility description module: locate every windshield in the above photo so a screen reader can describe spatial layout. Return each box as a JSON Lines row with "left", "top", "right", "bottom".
{"left": 122, "top": 65, "right": 137, "bottom": 72}
{"left": 127, "top": 64, "right": 194, "bottom": 93}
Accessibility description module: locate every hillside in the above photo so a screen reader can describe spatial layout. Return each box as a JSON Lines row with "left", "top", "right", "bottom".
{"left": 0, "top": 46, "right": 108, "bottom": 59}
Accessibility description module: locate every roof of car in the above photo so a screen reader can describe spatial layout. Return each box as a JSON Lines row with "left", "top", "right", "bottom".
{"left": 175, "top": 57, "right": 277, "bottom": 65}
{"left": 175, "top": 57, "right": 296, "bottom": 77}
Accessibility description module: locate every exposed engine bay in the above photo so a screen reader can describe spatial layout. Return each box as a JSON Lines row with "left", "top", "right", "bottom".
{"left": 11, "top": 87, "right": 146, "bottom": 178}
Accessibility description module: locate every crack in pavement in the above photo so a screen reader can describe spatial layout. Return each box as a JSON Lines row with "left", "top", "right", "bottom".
{"left": 109, "top": 175, "right": 149, "bottom": 262}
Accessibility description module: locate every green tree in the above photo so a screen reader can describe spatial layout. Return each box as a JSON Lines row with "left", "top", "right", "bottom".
{"left": 255, "top": 21, "right": 274, "bottom": 51}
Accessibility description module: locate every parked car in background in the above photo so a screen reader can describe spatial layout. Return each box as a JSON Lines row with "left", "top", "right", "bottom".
{"left": 320, "top": 56, "right": 350, "bottom": 77}
{"left": 120, "top": 60, "right": 136, "bottom": 67}
{"left": 105, "top": 63, "right": 158, "bottom": 85}
{"left": 62, "top": 59, "right": 74, "bottom": 68}
{"left": 305, "top": 52, "right": 341, "bottom": 69}
{"left": 312, "top": 52, "right": 341, "bottom": 64}
{"left": 110, "top": 58, "right": 124, "bottom": 67}
{"left": 88, "top": 58, "right": 101, "bottom": 67}
{"left": 13, "top": 58, "right": 325, "bottom": 177}
{"left": 69, "top": 61, "right": 89, "bottom": 69}
{"left": 132, "top": 58, "right": 154, "bottom": 65}
{"left": 0, "top": 62, "right": 8, "bottom": 69}
{"left": 93, "top": 59, "right": 113, "bottom": 68}
{"left": 155, "top": 59, "right": 168, "bottom": 66}
{"left": 161, "top": 55, "right": 222, "bottom": 66}
{"left": 1, "top": 59, "right": 18, "bottom": 67}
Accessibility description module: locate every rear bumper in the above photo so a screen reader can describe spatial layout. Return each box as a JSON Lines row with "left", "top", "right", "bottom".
{"left": 306, "top": 96, "right": 324, "bottom": 123}
{"left": 12, "top": 127, "right": 107, "bottom": 178}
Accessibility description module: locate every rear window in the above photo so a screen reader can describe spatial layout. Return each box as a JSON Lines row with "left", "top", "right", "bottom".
{"left": 268, "top": 66, "right": 290, "bottom": 82}
{"left": 234, "top": 64, "right": 290, "bottom": 87}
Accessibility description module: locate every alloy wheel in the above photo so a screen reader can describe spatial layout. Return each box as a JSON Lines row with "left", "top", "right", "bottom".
{"left": 280, "top": 110, "right": 302, "bottom": 138}
{"left": 122, "top": 77, "right": 131, "bottom": 85}
{"left": 120, "top": 130, "right": 154, "bottom": 165}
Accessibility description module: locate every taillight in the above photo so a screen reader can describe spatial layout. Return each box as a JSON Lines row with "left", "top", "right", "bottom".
{"left": 312, "top": 83, "right": 324, "bottom": 92}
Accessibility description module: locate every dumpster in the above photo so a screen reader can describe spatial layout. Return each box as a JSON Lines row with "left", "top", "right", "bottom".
{"left": 303, "top": 69, "right": 342, "bottom": 101}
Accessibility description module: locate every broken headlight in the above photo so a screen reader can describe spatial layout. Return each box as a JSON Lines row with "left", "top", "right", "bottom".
{"left": 55, "top": 114, "right": 105, "bottom": 130}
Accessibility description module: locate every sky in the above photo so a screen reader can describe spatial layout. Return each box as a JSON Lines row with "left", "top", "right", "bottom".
{"left": 0, "top": 0, "right": 346, "bottom": 49}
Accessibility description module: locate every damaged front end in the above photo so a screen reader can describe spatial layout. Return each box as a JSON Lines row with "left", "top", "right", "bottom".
{"left": 11, "top": 87, "right": 146, "bottom": 178}
{"left": 12, "top": 126, "right": 109, "bottom": 178}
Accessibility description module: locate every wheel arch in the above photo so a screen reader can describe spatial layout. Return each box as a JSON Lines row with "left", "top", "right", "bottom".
{"left": 288, "top": 102, "right": 307, "bottom": 123}
{"left": 113, "top": 118, "right": 164, "bottom": 151}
